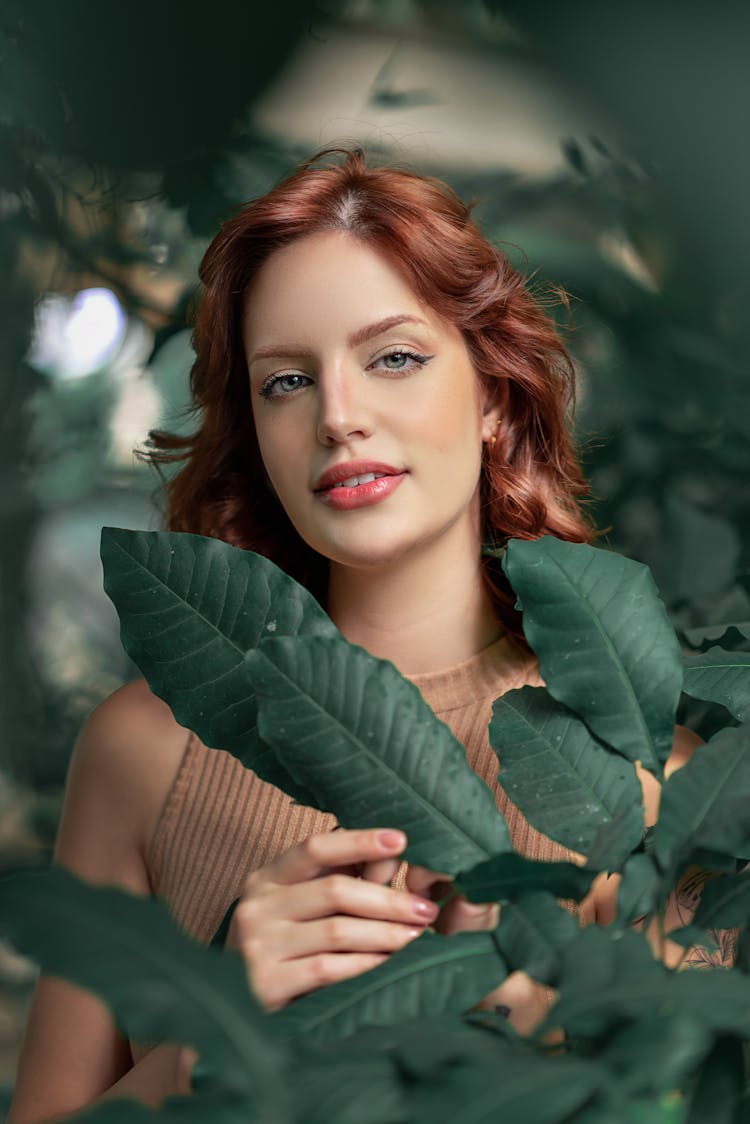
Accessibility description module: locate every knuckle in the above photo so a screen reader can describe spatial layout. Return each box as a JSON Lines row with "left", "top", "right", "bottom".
{"left": 240, "top": 935, "right": 265, "bottom": 966}
{"left": 325, "top": 916, "right": 348, "bottom": 947}
{"left": 308, "top": 954, "right": 334, "bottom": 988}
{"left": 325, "top": 875, "right": 349, "bottom": 909}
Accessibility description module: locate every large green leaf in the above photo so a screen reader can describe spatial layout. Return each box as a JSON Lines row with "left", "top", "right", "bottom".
{"left": 271, "top": 929, "right": 507, "bottom": 1044}
{"left": 493, "top": 890, "right": 580, "bottom": 985}
{"left": 489, "top": 686, "right": 644, "bottom": 859}
{"left": 289, "top": 1053, "right": 404, "bottom": 1124}
{"left": 683, "top": 648, "right": 750, "bottom": 722}
{"left": 455, "top": 852, "right": 596, "bottom": 904}
{"left": 597, "top": 1012, "right": 712, "bottom": 1097}
{"left": 653, "top": 725, "right": 750, "bottom": 872}
{"left": 0, "top": 867, "right": 282, "bottom": 1104}
{"left": 502, "top": 537, "right": 682, "bottom": 774}
{"left": 63, "top": 1093, "right": 260, "bottom": 1123}
{"left": 692, "top": 873, "right": 750, "bottom": 930}
{"left": 550, "top": 927, "right": 750, "bottom": 1040}
{"left": 686, "top": 1037, "right": 746, "bottom": 1124}
{"left": 100, "top": 528, "right": 337, "bottom": 801}
{"left": 247, "top": 636, "right": 510, "bottom": 873}
{"left": 615, "top": 853, "right": 663, "bottom": 927}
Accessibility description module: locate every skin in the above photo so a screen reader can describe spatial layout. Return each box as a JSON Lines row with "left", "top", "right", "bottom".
{"left": 8, "top": 231, "right": 709, "bottom": 1123}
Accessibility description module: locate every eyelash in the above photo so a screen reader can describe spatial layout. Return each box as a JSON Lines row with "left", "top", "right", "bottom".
{"left": 258, "top": 349, "right": 432, "bottom": 400}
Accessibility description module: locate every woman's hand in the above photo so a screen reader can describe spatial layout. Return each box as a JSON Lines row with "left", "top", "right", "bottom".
{"left": 226, "top": 828, "right": 439, "bottom": 1011}
{"left": 404, "top": 864, "right": 499, "bottom": 935}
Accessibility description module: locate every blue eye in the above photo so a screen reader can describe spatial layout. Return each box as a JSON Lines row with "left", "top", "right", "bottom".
{"left": 372, "top": 350, "right": 432, "bottom": 372}
{"left": 259, "top": 373, "right": 311, "bottom": 399}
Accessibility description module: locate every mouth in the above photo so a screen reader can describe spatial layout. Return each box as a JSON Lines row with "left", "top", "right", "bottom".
{"left": 313, "top": 461, "right": 407, "bottom": 510}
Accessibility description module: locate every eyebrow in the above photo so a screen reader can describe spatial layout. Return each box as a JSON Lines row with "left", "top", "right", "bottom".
{"left": 247, "top": 315, "right": 429, "bottom": 365}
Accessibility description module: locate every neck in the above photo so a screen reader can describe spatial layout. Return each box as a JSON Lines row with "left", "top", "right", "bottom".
{"left": 326, "top": 525, "right": 501, "bottom": 676}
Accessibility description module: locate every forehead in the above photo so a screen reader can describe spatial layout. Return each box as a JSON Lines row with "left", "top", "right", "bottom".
{"left": 241, "top": 230, "right": 450, "bottom": 346}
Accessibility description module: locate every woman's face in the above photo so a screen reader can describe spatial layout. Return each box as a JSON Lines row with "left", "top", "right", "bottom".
{"left": 242, "top": 230, "right": 500, "bottom": 571}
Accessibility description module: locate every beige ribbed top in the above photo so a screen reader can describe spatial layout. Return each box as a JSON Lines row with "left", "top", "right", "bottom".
{"left": 146, "top": 632, "right": 578, "bottom": 948}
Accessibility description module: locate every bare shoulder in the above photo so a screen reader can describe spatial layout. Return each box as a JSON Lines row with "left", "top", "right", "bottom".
{"left": 55, "top": 678, "right": 192, "bottom": 893}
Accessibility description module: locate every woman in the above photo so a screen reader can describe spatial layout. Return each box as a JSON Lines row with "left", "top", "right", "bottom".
{"left": 9, "top": 147, "right": 700, "bottom": 1122}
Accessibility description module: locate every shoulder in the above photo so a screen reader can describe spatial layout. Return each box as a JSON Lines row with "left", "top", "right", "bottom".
{"left": 55, "top": 678, "right": 192, "bottom": 894}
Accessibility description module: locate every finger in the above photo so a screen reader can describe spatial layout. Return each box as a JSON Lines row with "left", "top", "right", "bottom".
{"left": 360, "top": 858, "right": 401, "bottom": 885}
{"left": 276, "top": 916, "right": 424, "bottom": 959}
{"left": 256, "top": 952, "right": 390, "bottom": 1011}
{"left": 437, "top": 897, "right": 499, "bottom": 936}
{"left": 265, "top": 828, "right": 408, "bottom": 887}
{"left": 404, "top": 864, "right": 453, "bottom": 899}
{"left": 279, "top": 872, "right": 440, "bottom": 926}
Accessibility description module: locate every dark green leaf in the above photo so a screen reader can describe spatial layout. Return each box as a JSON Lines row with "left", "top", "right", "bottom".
{"left": 100, "top": 528, "right": 337, "bottom": 802}
{"left": 693, "top": 873, "right": 750, "bottom": 930}
{"left": 0, "top": 868, "right": 281, "bottom": 1102}
{"left": 653, "top": 725, "right": 750, "bottom": 872}
{"left": 585, "top": 804, "right": 649, "bottom": 873}
{"left": 616, "top": 853, "right": 663, "bottom": 927}
{"left": 489, "top": 686, "right": 643, "bottom": 859}
{"left": 64, "top": 1093, "right": 263, "bottom": 1123}
{"left": 289, "top": 1054, "right": 404, "bottom": 1124}
{"left": 493, "top": 891, "right": 580, "bottom": 984}
{"left": 597, "top": 1012, "right": 711, "bottom": 1095}
{"left": 686, "top": 1036, "right": 746, "bottom": 1124}
{"left": 271, "top": 930, "right": 507, "bottom": 1044}
{"left": 406, "top": 1041, "right": 606, "bottom": 1124}
{"left": 683, "top": 648, "right": 750, "bottom": 722}
{"left": 248, "top": 636, "right": 510, "bottom": 873}
{"left": 550, "top": 927, "right": 750, "bottom": 1040}
{"left": 502, "top": 536, "right": 682, "bottom": 774}
{"left": 455, "top": 852, "right": 596, "bottom": 904}
{"left": 665, "top": 926, "right": 720, "bottom": 954}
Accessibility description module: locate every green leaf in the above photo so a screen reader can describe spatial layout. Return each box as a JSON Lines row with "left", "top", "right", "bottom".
{"left": 271, "top": 930, "right": 507, "bottom": 1044}
{"left": 585, "top": 804, "right": 649, "bottom": 873}
{"left": 653, "top": 725, "right": 750, "bottom": 872}
{"left": 502, "top": 536, "right": 682, "bottom": 774}
{"left": 289, "top": 1054, "right": 404, "bottom": 1124}
{"left": 489, "top": 686, "right": 644, "bottom": 859}
{"left": 550, "top": 927, "right": 750, "bottom": 1040}
{"left": 597, "top": 1012, "right": 711, "bottom": 1095}
{"left": 248, "top": 636, "right": 510, "bottom": 873}
{"left": 615, "top": 853, "right": 663, "bottom": 927}
{"left": 693, "top": 873, "right": 750, "bottom": 930}
{"left": 63, "top": 1093, "right": 263, "bottom": 1123}
{"left": 455, "top": 852, "right": 596, "bottom": 903}
{"left": 683, "top": 648, "right": 750, "bottom": 722}
{"left": 665, "top": 926, "right": 720, "bottom": 955}
{"left": 493, "top": 891, "right": 580, "bottom": 985}
{"left": 686, "top": 1036, "right": 746, "bottom": 1124}
{"left": 0, "top": 867, "right": 282, "bottom": 1102}
{"left": 100, "top": 528, "right": 337, "bottom": 801}
{"left": 405, "top": 1041, "right": 606, "bottom": 1124}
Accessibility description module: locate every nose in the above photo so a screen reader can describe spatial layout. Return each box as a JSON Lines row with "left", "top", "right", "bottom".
{"left": 315, "top": 367, "right": 374, "bottom": 447}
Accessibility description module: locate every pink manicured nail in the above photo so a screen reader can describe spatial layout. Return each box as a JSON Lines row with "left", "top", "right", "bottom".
{"left": 411, "top": 898, "right": 439, "bottom": 919}
{"left": 378, "top": 830, "right": 406, "bottom": 850}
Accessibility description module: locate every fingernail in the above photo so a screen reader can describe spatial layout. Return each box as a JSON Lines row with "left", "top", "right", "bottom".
{"left": 411, "top": 897, "right": 439, "bottom": 920}
{"left": 378, "top": 830, "right": 406, "bottom": 850}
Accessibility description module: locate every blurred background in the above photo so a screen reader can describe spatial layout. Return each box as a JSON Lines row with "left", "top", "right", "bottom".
{"left": 1, "top": 0, "right": 749, "bottom": 1098}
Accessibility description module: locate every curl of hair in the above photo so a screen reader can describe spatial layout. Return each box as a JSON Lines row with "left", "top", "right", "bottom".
{"left": 143, "top": 146, "right": 596, "bottom": 639}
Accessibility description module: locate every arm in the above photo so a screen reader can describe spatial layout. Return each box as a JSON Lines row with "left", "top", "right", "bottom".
{"left": 8, "top": 682, "right": 190, "bottom": 1124}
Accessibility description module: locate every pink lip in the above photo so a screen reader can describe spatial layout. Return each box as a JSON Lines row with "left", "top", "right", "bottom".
{"left": 313, "top": 460, "right": 407, "bottom": 511}
{"left": 313, "top": 460, "right": 404, "bottom": 492}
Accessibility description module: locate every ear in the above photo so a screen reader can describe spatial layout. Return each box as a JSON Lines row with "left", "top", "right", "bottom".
{"left": 480, "top": 400, "right": 503, "bottom": 444}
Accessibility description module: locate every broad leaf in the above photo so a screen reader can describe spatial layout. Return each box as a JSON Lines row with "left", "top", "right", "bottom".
{"left": 0, "top": 867, "right": 281, "bottom": 1102}
{"left": 289, "top": 1054, "right": 404, "bottom": 1124}
{"left": 653, "top": 725, "right": 750, "bottom": 872}
{"left": 597, "top": 1012, "right": 711, "bottom": 1096}
{"left": 686, "top": 1036, "right": 746, "bottom": 1124}
{"left": 683, "top": 648, "right": 750, "bottom": 722}
{"left": 615, "top": 853, "right": 663, "bottom": 927}
{"left": 550, "top": 927, "right": 750, "bottom": 1040}
{"left": 455, "top": 851, "right": 595, "bottom": 903}
{"left": 693, "top": 872, "right": 750, "bottom": 930}
{"left": 64, "top": 1093, "right": 263, "bottom": 1123}
{"left": 493, "top": 890, "right": 580, "bottom": 985}
{"left": 100, "top": 527, "right": 337, "bottom": 801}
{"left": 489, "top": 686, "right": 644, "bottom": 859}
{"left": 271, "top": 929, "right": 507, "bottom": 1044}
{"left": 586, "top": 804, "right": 649, "bottom": 873}
{"left": 503, "top": 536, "right": 682, "bottom": 774}
{"left": 247, "top": 636, "right": 510, "bottom": 873}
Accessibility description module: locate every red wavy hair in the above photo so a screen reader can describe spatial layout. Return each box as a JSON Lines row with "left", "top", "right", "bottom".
{"left": 144, "top": 146, "right": 595, "bottom": 637}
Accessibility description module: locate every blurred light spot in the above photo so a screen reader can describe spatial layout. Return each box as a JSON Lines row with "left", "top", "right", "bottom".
{"left": 28, "top": 288, "right": 127, "bottom": 381}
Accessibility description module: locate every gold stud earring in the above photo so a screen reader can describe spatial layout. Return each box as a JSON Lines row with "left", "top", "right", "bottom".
{"left": 488, "top": 418, "right": 501, "bottom": 447}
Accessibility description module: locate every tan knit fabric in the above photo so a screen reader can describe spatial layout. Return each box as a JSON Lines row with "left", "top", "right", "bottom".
{"left": 146, "top": 632, "right": 578, "bottom": 948}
